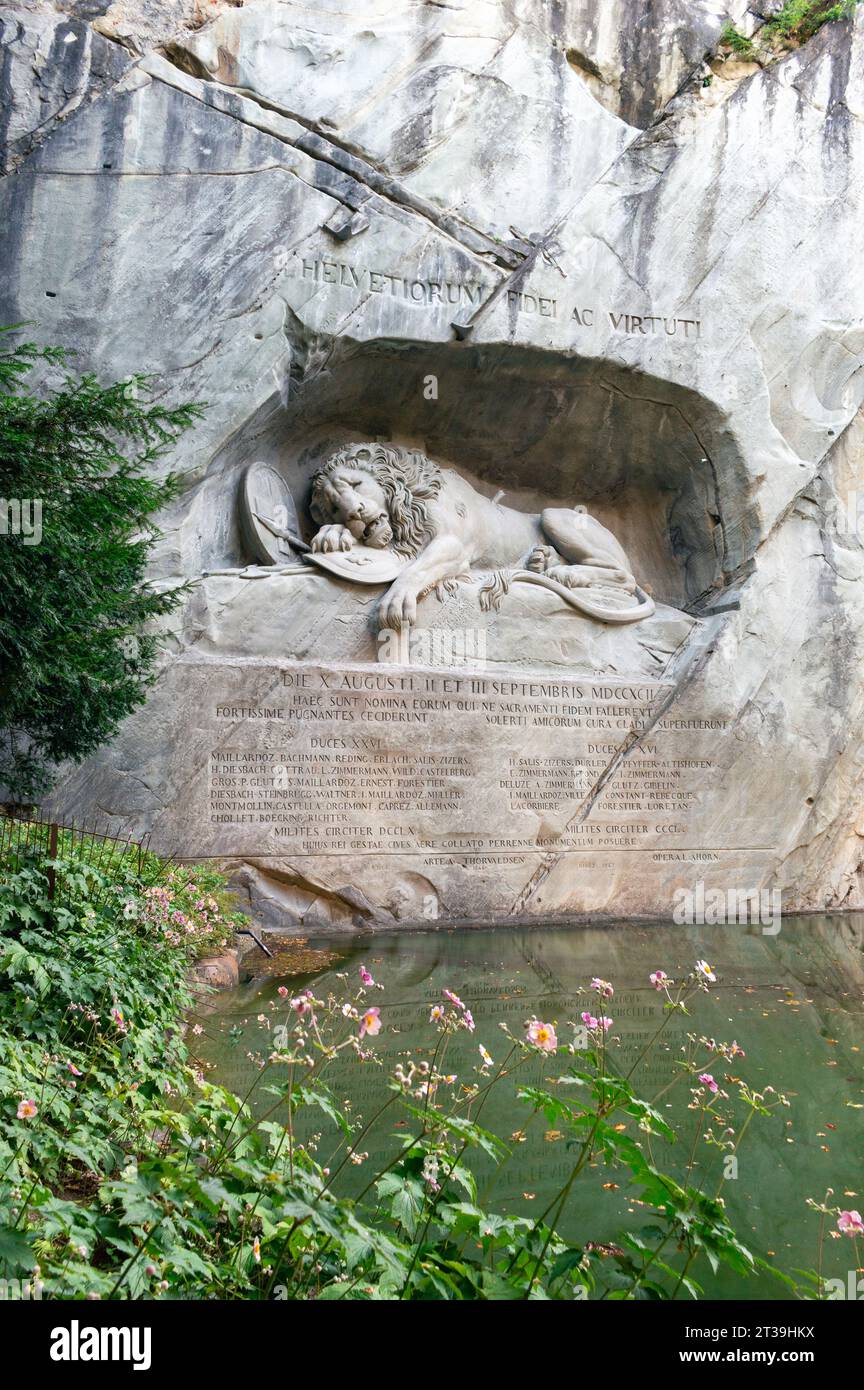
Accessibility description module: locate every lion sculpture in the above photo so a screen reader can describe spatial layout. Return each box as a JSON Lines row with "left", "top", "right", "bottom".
{"left": 307, "top": 443, "right": 654, "bottom": 630}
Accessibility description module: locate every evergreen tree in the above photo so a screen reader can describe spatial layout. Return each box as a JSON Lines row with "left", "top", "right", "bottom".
{"left": 0, "top": 330, "right": 203, "bottom": 802}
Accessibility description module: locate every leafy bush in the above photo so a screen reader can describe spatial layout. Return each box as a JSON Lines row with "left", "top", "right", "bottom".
{"left": 764, "top": 0, "right": 860, "bottom": 42}
{"left": 1, "top": 837, "right": 818, "bottom": 1300}
{"left": 137, "top": 862, "right": 243, "bottom": 958}
{"left": 717, "top": 2, "right": 859, "bottom": 68}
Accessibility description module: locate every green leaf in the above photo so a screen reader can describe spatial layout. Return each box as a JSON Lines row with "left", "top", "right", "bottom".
{"left": 391, "top": 1179, "right": 425, "bottom": 1238}
{"left": 0, "top": 1226, "right": 37, "bottom": 1274}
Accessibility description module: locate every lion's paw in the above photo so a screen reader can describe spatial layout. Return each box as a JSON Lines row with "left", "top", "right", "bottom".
{"left": 379, "top": 581, "right": 418, "bottom": 631}
{"left": 311, "top": 524, "right": 356, "bottom": 553}
{"left": 525, "top": 545, "right": 557, "bottom": 574}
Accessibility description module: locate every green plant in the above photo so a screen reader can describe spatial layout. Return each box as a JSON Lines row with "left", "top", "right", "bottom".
{"left": 0, "top": 838, "right": 806, "bottom": 1302}
{"left": 0, "top": 330, "right": 203, "bottom": 802}
{"left": 717, "top": 1, "right": 859, "bottom": 68}
{"left": 137, "top": 861, "right": 246, "bottom": 957}
{"left": 763, "top": 0, "right": 860, "bottom": 42}
{"left": 720, "top": 22, "right": 757, "bottom": 59}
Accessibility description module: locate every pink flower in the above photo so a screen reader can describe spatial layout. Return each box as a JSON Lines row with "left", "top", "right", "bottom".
{"left": 649, "top": 970, "right": 670, "bottom": 990}
{"left": 291, "top": 996, "right": 311, "bottom": 1016}
{"left": 581, "top": 1011, "right": 599, "bottom": 1030}
{"left": 462, "top": 1009, "right": 475, "bottom": 1033}
{"left": 591, "top": 977, "right": 613, "bottom": 998}
{"left": 527, "top": 1019, "right": 558, "bottom": 1052}
{"left": 698, "top": 1073, "right": 719, "bottom": 1093}
{"left": 359, "top": 965, "right": 375, "bottom": 987}
{"left": 66, "top": 1062, "right": 82, "bottom": 1077}
{"left": 252, "top": 1236, "right": 261, "bottom": 1264}
{"left": 277, "top": 986, "right": 289, "bottom": 997}
{"left": 17, "top": 1099, "right": 37, "bottom": 1120}
{"left": 598, "top": 1016, "right": 613, "bottom": 1032}
{"left": 695, "top": 960, "right": 716, "bottom": 983}
{"left": 838, "top": 1210, "right": 864, "bottom": 1236}
{"left": 429, "top": 1004, "right": 445, "bottom": 1023}
{"left": 444, "top": 989, "right": 465, "bottom": 1011}
{"left": 359, "top": 1007, "right": 381, "bottom": 1039}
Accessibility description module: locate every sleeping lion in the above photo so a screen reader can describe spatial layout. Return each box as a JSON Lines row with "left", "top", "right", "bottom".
{"left": 308, "top": 443, "right": 654, "bottom": 630}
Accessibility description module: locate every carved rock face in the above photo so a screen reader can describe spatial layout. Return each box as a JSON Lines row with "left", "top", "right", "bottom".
{"left": 2, "top": 1, "right": 862, "bottom": 921}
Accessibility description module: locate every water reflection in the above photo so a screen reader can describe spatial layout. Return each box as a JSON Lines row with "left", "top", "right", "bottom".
{"left": 191, "top": 916, "right": 864, "bottom": 1299}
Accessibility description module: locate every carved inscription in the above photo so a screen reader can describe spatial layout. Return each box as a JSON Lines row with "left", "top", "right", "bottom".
{"left": 508, "top": 290, "right": 702, "bottom": 338}
{"left": 296, "top": 255, "right": 487, "bottom": 308}
{"left": 290, "top": 250, "right": 702, "bottom": 342}
{"left": 203, "top": 664, "right": 739, "bottom": 861}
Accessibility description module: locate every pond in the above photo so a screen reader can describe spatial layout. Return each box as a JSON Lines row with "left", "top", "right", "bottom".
{"left": 189, "top": 915, "right": 864, "bottom": 1299}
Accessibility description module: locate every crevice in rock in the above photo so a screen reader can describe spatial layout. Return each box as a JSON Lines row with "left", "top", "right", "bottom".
{"left": 149, "top": 48, "right": 526, "bottom": 272}
{"left": 0, "top": 13, "right": 133, "bottom": 175}
{"left": 232, "top": 859, "right": 388, "bottom": 930}
{"left": 592, "top": 375, "right": 740, "bottom": 601}
{"left": 510, "top": 615, "right": 721, "bottom": 914}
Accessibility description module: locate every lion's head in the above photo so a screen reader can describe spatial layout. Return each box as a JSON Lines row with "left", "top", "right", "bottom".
{"left": 309, "top": 444, "right": 442, "bottom": 557}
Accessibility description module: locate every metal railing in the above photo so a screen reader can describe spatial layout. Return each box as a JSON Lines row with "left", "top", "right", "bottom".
{"left": 0, "top": 810, "right": 154, "bottom": 902}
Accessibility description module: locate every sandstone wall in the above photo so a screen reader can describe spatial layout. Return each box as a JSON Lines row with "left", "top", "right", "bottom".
{"left": 3, "top": 1, "right": 863, "bottom": 925}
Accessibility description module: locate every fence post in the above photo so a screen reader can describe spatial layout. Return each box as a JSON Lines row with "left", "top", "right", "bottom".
{"left": 47, "top": 822, "right": 58, "bottom": 901}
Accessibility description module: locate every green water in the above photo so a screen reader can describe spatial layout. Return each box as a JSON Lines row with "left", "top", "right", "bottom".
{"left": 190, "top": 916, "right": 864, "bottom": 1299}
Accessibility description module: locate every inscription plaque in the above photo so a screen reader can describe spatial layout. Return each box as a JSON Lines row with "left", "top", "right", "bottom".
{"left": 207, "top": 667, "right": 703, "bottom": 854}
{"left": 144, "top": 650, "right": 776, "bottom": 925}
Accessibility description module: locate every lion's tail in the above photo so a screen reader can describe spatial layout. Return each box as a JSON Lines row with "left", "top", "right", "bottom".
{"left": 509, "top": 571, "right": 655, "bottom": 624}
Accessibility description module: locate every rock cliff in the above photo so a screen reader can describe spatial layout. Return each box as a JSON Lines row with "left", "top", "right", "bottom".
{"left": 3, "top": 1, "right": 863, "bottom": 924}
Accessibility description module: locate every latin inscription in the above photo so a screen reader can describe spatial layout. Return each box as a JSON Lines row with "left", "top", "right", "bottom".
{"left": 291, "top": 253, "right": 702, "bottom": 339}
{"left": 296, "top": 255, "right": 487, "bottom": 308}
{"left": 204, "top": 664, "right": 733, "bottom": 861}
{"left": 508, "top": 290, "right": 702, "bottom": 339}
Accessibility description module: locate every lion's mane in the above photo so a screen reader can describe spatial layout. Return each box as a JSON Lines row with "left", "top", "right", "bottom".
{"left": 309, "top": 444, "right": 442, "bottom": 557}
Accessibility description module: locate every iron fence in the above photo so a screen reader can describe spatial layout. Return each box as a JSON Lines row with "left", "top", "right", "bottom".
{"left": 0, "top": 809, "right": 155, "bottom": 903}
